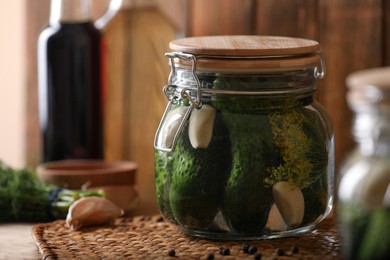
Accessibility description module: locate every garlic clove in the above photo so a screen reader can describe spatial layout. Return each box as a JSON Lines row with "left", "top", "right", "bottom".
{"left": 158, "top": 106, "right": 188, "bottom": 149}
{"left": 272, "top": 181, "right": 304, "bottom": 228}
{"left": 188, "top": 104, "right": 216, "bottom": 149}
{"left": 66, "top": 196, "right": 124, "bottom": 231}
{"left": 266, "top": 203, "right": 288, "bottom": 231}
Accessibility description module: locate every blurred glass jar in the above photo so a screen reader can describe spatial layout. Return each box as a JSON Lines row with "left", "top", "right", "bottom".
{"left": 338, "top": 67, "right": 390, "bottom": 259}
{"left": 154, "top": 36, "right": 334, "bottom": 240}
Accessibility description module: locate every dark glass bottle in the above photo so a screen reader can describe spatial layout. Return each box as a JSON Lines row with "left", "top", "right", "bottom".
{"left": 38, "top": 0, "right": 103, "bottom": 162}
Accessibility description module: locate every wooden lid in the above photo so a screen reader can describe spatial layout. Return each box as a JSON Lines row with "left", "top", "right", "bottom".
{"left": 169, "top": 35, "right": 321, "bottom": 70}
{"left": 170, "top": 35, "right": 319, "bottom": 56}
{"left": 347, "top": 67, "right": 390, "bottom": 89}
{"left": 346, "top": 67, "right": 390, "bottom": 108}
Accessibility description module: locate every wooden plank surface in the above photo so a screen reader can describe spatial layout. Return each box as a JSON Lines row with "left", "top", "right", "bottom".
{"left": 318, "top": 0, "right": 383, "bottom": 165}
{"left": 101, "top": 10, "right": 128, "bottom": 161}
{"left": 124, "top": 7, "right": 175, "bottom": 215}
{"left": 383, "top": 0, "right": 390, "bottom": 65}
{"left": 254, "top": 0, "right": 319, "bottom": 40}
{"left": 0, "top": 224, "right": 40, "bottom": 259}
{"left": 253, "top": 0, "right": 324, "bottom": 101}
{"left": 25, "top": 0, "right": 49, "bottom": 167}
{"left": 189, "top": 0, "right": 253, "bottom": 36}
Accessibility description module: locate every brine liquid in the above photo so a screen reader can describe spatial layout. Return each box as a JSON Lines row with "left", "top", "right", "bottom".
{"left": 38, "top": 21, "right": 103, "bottom": 162}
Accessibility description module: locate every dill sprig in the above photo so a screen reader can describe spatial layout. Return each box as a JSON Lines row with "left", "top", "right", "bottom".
{"left": 265, "top": 111, "right": 312, "bottom": 189}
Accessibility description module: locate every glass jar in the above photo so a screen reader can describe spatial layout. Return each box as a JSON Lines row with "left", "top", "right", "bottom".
{"left": 154, "top": 35, "right": 334, "bottom": 239}
{"left": 338, "top": 67, "right": 390, "bottom": 259}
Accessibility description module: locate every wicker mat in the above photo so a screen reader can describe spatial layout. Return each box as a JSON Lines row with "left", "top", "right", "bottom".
{"left": 32, "top": 215, "right": 340, "bottom": 259}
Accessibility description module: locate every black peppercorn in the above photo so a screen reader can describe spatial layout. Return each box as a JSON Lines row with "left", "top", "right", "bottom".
{"left": 220, "top": 247, "right": 230, "bottom": 256}
{"left": 242, "top": 243, "right": 250, "bottom": 253}
{"left": 248, "top": 246, "right": 258, "bottom": 255}
{"left": 291, "top": 246, "right": 299, "bottom": 254}
{"left": 168, "top": 249, "right": 176, "bottom": 257}
{"left": 275, "top": 248, "right": 285, "bottom": 256}
{"left": 207, "top": 253, "right": 215, "bottom": 260}
{"left": 254, "top": 252, "right": 262, "bottom": 260}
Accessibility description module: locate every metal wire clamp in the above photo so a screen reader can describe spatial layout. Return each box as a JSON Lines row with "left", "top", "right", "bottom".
{"left": 314, "top": 51, "right": 326, "bottom": 79}
{"left": 154, "top": 52, "right": 204, "bottom": 152}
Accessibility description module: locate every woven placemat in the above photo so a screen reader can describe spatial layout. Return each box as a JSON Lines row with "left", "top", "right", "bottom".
{"left": 32, "top": 215, "right": 340, "bottom": 259}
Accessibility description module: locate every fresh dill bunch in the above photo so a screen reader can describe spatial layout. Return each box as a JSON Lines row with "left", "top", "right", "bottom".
{"left": 265, "top": 110, "right": 313, "bottom": 189}
{"left": 0, "top": 161, "right": 104, "bottom": 222}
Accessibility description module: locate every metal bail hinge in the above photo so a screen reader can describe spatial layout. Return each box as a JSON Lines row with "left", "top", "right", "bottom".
{"left": 165, "top": 52, "right": 203, "bottom": 109}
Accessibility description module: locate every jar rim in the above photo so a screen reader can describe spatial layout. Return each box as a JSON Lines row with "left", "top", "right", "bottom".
{"left": 170, "top": 53, "right": 321, "bottom": 71}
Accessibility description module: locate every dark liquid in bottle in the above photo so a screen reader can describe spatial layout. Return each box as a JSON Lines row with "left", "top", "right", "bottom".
{"left": 38, "top": 21, "right": 103, "bottom": 162}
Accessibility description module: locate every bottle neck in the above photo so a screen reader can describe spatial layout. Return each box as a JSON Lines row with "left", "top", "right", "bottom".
{"left": 50, "top": 0, "right": 91, "bottom": 25}
{"left": 353, "top": 110, "right": 390, "bottom": 156}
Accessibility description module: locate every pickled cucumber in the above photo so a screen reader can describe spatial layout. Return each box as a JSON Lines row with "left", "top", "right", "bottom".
{"left": 166, "top": 109, "right": 231, "bottom": 229}
{"left": 221, "top": 112, "right": 277, "bottom": 233}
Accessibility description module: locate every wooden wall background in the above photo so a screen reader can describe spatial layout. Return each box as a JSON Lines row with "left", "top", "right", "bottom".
{"left": 26, "top": 0, "right": 387, "bottom": 214}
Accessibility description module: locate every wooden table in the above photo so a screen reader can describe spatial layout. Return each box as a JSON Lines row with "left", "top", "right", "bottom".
{"left": 0, "top": 224, "right": 41, "bottom": 259}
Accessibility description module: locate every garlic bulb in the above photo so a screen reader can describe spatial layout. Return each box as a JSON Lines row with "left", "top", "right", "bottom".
{"left": 272, "top": 181, "right": 304, "bottom": 228}
{"left": 188, "top": 104, "right": 216, "bottom": 149}
{"left": 66, "top": 196, "right": 124, "bottom": 231}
